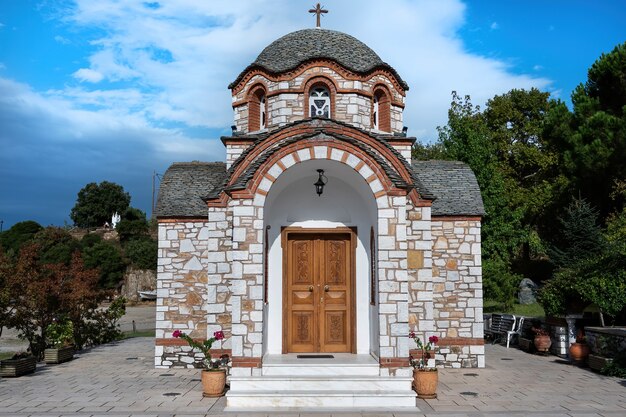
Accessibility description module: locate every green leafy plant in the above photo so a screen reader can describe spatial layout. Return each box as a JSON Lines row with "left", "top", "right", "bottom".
{"left": 46, "top": 318, "right": 74, "bottom": 348}
{"left": 173, "top": 330, "right": 229, "bottom": 370}
{"left": 409, "top": 332, "right": 439, "bottom": 371}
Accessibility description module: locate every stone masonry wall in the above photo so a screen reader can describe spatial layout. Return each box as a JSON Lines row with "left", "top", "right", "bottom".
{"left": 406, "top": 204, "right": 435, "bottom": 368}
{"left": 431, "top": 218, "right": 484, "bottom": 368}
{"left": 233, "top": 67, "right": 404, "bottom": 134}
{"left": 227, "top": 197, "right": 265, "bottom": 377}
{"left": 226, "top": 143, "right": 252, "bottom": 169}
{"left": 155, "top": 221, "right": 211, "bottom": 367}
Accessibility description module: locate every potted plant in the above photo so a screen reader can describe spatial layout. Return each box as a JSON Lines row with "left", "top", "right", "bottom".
{"left": 409, "top": 332, "right": 439, "bottom": 399}
{"left": 568, "top": 329, "right": 589, "bottom": 363}
{"left": 173, "top": 329, "right": 230, "bottom": 397}
{"left": 532, "top": 326, "right": 552, "bottom": 353}
{"left": 44, "top": 319, "right": 75, "bottom": 364}
{"left": 0, "top": 352, "right": 37, "bottom": 377}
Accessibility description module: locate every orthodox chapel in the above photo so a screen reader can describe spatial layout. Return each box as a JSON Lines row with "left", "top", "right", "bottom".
{"left": 154, "top": 12, "right": 485, "bottom": 409}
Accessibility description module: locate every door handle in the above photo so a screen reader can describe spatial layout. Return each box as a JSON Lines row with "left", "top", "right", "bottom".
{"left": 324, "top": 285, "right": 330, "bottom": 292}
{"left": 308, "top": 285, "right": 314, "bottom": 292}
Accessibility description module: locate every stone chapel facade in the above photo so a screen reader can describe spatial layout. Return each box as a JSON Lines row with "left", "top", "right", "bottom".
{"left": 154, "top": 28, "right": 485, "bottom": 408}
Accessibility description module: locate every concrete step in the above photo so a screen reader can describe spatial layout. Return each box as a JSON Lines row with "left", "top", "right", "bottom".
{"left": 229, "top": 375, "right": 412, "bottom": 391}
{"left": 225, "top": 389, "right": 418, "bottom": 409}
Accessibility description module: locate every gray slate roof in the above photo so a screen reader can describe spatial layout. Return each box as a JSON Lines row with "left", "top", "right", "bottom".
{"left": 155, "top": 162, "right": 226, "bottom": 218}
{"left": 230, "top": 29, "right": 409, "bottom": 90}
{"left": 256, "top": 29, "right": 383, "bottom": 73}
{"left": 412, "top": 160, "right": 485, "bottom": 216}
{"left": 155, "top": 158, "right": 484, "bottom": 218}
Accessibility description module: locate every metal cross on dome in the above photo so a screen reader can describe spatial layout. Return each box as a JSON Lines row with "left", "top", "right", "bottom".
{"left": 309, "top": 3, "right": 328, "bottom": 28}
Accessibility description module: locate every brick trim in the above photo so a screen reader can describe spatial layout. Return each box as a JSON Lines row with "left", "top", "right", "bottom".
{"left": 435, "top": 337, "right": 484, "bottom": 346}
{"left": 247, "top": 83, "right": 267, "bottom": 133}
{"left": 431, "top": 216, "right": 482, "bottom": 221}
{"left": 230, "top": 59, "right": 407, "bottom": 98}
{"left": 155, "top": 338, "right": 232, "bottom": 350}
{"left": 379, "top": 357, "right": 410, "bottom": 368}
{"left": 226, "top": 122, "right": 416, "bottom": 195}
{"left": 157, "top": 218, "right": 207, "bottom": 223}
{"left": 249, "top": 140, "right": 399, "bottom": 198}
{"left": 303, "top": 76, "right": 337, "bottom": 119}
{"left": 231, "top": 357, "right": 263, "bottom": 368}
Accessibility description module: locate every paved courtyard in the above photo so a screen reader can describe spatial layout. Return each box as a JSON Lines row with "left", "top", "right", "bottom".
{"left": 0, "top": 337, "right": 624, "bottom": 417}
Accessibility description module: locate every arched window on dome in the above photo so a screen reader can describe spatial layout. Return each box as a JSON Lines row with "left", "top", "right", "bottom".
{"left": 260, "top": 95, "right": 267, "bottom": 130}
{"left": 309, "top": 86, "right": 331, "bottom": 118}
{"left": 372, "top": 87, "right": 391, "bottom": 132}
{"left": 248, "top": 85, "right": 267, "bottom": 132}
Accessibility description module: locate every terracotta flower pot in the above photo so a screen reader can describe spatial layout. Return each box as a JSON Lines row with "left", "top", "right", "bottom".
{"left": 413, "top": 369, "right": 438, "bottom": 399}
{"left": 569, "top": 342, "right": 590, "bottom": 362}
{"left": 201, "top": 369, "right": 226, "bottom": 397}
{"left": 534, "top": 335, "right": 552, "bottom": 352}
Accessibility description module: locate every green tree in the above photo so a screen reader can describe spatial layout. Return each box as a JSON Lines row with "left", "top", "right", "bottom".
{"left": 82, "top": 241, "right": 126, "bottom": 288}
{"left": 558, "top": 42, "right": 626, "bottom": 218}
{"left": 116, "top": 207, "right": 149, "bottom": 242}
{"left": 0, "top": 220, "right": 42, "bottom": 256}
{"left": 549, "top": 198, "right": 605, "bottom": 268}
{"left": 70, "top": 181, "right": 131, "bottom": 228}
{"left": 32, "top": 227, "right": 81, "bottom": 265}
{"left": 125, "top": 238, "right": 157, "bottom": 270}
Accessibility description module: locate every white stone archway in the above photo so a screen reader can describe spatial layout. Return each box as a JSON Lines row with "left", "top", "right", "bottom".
{"left": 263, "top": 158, "right": 378, "bottom": 355}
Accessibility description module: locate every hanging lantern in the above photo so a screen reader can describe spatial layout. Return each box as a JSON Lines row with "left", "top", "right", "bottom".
{"left": 314, "top": 169, "right": 327, "bottom": 196}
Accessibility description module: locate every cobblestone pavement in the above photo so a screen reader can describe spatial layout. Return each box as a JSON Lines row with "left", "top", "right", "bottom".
{"left": 0, "top": 337, "right": 624, "bottom": 417}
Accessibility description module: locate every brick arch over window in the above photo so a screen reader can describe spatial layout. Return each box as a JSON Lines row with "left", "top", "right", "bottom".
{"left": 248, "top": 140, "right": 401, "bottom": 209}
{"left": 247, "top": 83, "right": 267, "bottom": 132}
{"left": 303, "top": 76, "right": 337, "bottom": 119}
{"left": 372, "top": 84, "right": 391, "bottom": 132}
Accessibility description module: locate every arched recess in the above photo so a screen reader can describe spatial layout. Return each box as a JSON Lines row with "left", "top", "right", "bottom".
{"left": 372, "top": 84, "right": 391, "bottom": 132}
{"left": 262, "top": 158, "right": 379, "bottom": 356}
{"left": 303, "top": 76, "right": 337, "bottom": 119}
{"left": 247, "top": 83, "right": 267, "bottom": 132}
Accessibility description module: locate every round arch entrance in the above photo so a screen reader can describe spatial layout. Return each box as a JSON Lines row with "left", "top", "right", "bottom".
{"left": 263, "top": 159, "right": 378, "bottom": 355}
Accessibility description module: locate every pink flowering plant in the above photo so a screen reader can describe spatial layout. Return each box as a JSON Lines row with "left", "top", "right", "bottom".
{"left": 409, "top": 331, "right": 439, "bottom": 371}
{"left": 173, "top": 329, "right": 230, "bottom": 371}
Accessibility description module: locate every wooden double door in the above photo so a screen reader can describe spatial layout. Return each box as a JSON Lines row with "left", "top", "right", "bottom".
{"left": 283, "top": 229, "right": 355, "bottom": 353}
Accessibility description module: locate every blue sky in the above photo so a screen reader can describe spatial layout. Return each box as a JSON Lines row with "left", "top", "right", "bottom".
{"left": 0, "top": 0, "right": 625, "bottom": 230}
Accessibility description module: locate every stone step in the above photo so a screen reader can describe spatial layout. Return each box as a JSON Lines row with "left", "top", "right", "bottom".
{"left": 225, "top": 390, "right": 418, "bottom": 409}
{"left": 261, "top": 363, "right": 380, "bottom": 376}
{"left": 230, "top": 375, "right": 412, "bottom": 391}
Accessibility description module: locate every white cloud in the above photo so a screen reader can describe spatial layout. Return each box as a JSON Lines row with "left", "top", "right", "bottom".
{"left": 41, "top": 0, "right": 552, "bottom": 141}
{"left": 73, "top": 68, "right": 104, "bottom": 82}
{"left": 533, "top": 65, "right": 543, "bottom": 71}
{"left": 490, "top": 21, "right": 499, "bottom": 30}
{"left": 54, "top": 35, "right": 70, "bottom": 44}
{"left": 0, "top": 63, "right": 5, "bottom": 70}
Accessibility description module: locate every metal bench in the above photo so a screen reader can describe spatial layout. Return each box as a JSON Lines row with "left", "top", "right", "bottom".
{"left": 484, "top": 313, "right": 516, "bottom": 345}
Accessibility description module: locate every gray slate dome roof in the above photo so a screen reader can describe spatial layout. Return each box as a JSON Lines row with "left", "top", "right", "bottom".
{"left": 230, "top": 29, "right": 408, "bottom": 90}
{"left": 255, "top": 29, "right": 383, "bottom": 73}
